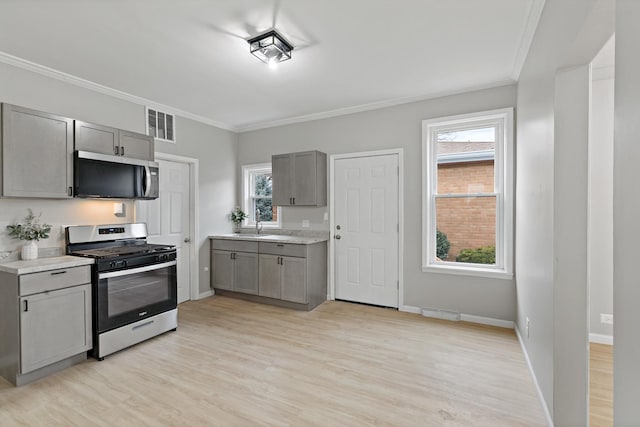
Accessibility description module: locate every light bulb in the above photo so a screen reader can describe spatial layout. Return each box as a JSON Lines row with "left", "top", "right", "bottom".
{"left": 268, "top": 57, "right": 278, "bottom": 70}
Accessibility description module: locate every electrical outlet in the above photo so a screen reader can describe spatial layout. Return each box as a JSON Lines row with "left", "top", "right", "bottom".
{"left": 323, "top": 212, "right": 329, "bottom": 221}
{"left": 526, "top": 317, "right": 530, "bottom": 338}
{"left": 600, "top": 314, "right": 614, "bottom": 325}
{"left": 204, "top": 266, "right": 209, "bottom": 272}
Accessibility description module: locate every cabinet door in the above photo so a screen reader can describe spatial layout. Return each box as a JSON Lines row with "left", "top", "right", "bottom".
{"left": 258, "top": 254, "right": 281, "bottom": 299}
{"left": 271, "top": 154, "right": 292, "bottom": 206}
{"left": 211, "top": 250, "right": 234, "bottom": 290}
{"left": 233, "top": 252, "right": 259, "bottom": 295}
{"left": 2, "top": 104, "right": 73, "bottom": 198}
{"left": 20, "top": 284, "right": 91, "bottom": 374}
{"left": 281, "top": 256, "right": 307, "bottom": 303}
{"left": 75, "top": 121, "right": 118, "bottom": 156}
{"left": 291, "top": 152, "right": 317, "bottom": 205}
{"left": 118, "top": 130, "right": 154, "bottom": 161}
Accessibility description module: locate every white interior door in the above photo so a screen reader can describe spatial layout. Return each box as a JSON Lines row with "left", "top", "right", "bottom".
{"left": 137, "top": 159, "right": 191, "bottom": 303}
{"left": 335, "top": 154, "right": 399, "bottom": 307}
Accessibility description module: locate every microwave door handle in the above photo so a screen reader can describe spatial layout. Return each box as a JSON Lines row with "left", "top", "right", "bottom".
{"left": 143, "top": 165, "right": 152, "bottom": 198}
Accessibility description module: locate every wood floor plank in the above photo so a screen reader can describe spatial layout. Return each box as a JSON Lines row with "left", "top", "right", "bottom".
{"left": 590, "top": 342, "right": 613, "bottom": 427}
{"left": 0, "top": 296, "right": 547, "bottom": 426}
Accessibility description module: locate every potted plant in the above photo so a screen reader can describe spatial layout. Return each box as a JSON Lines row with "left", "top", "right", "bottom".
{"left": 6, "top": 209, "right": 52, "bottom": 260}
{"left": 230, "top": 207, "right": 248, "bottom": 231}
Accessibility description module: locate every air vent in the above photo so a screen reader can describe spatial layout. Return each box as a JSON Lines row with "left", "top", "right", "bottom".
{"left": 146, "top": 107, "right": 175, "bottom": 143}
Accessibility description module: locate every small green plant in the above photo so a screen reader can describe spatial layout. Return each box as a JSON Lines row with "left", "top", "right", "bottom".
{"left": 230, "top": 207, "right": 248, "bottom": 227}
{"left": 456, "top": 245, "right": 496, "bottom": 264}
{"left": 436, "top": 229, "right": 451, "bottom": 260}
{"left": 6, "top": 209, "right": 51, "bottom": 241}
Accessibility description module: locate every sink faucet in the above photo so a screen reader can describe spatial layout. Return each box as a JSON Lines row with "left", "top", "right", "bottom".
{"left": 255, "top": 208, "right": 263, "bottom": 234}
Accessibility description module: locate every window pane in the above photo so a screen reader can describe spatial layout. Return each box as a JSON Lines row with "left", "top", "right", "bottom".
{"left": 436, "top": 127, "right": 495, "bottom": 194}
{"left": 158, "top": 112, "right": 166, "bottom": 139}
{"left": 253, "top": 173, "right": 272, "bottom": 196}
{"left": 435, "top": 196, "right": 496, "bottom": 265}
{"left": 254, "top": 198, "right": 276, "bottom": 222}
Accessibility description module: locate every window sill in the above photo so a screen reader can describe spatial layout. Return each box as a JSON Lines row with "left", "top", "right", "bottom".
{"left": 422, "top": 264, "right": 513, "bottom": 280}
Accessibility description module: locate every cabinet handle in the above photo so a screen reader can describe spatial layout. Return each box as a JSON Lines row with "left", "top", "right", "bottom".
{"left": 51, "top": 270, "right": 67, "bottom": 276}
{"left": 120, "top": 146, "right": 124, "bottom": 156}
{"left": 114, "top": 146, "right": 119, "bottom": 155}
{"left": 68, "top": 186, "right": 73, "bottom": 197}
{"left": 292, "top": 197, "right": 295, "bottom": 205}
{"left": 278, "top": 257, "right": 281, "bottom": 265}
{"left": 277, "top": 244, "right": 284, "bottom": 247}
{"left": 23, "top": 300, "right": 28, "bottom": 312}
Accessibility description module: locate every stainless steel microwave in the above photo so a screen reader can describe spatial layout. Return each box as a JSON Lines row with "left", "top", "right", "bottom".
{"left": 74, "top": 151, "right": 159, "bottom": 199}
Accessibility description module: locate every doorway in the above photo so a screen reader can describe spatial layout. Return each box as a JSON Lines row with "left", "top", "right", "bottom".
{"left": 137, "top": 154, "right": 198, "bottom": 303}
{"left": 330, "top": 150, "right": 403, "bottom": 308}
{"left": 588, "top": 36, "right": 615, "bottom": 426}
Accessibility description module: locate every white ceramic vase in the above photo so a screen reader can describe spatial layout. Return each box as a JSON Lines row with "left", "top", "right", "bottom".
{"left": 21, "top": 241, "right": 38, "bottom": 260}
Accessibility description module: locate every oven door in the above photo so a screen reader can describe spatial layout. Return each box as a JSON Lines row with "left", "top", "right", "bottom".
{"left": 96, "top": 260, "right": 177, "bottom": 333}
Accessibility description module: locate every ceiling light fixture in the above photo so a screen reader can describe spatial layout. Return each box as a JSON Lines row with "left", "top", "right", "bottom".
{"left": 248, "top": 29, "right": 293, "bottom": 68}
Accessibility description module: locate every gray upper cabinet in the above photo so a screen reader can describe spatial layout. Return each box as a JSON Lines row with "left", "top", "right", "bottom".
{"left": 118, "top": 130, "right": 154, "bottom": 160}
{"left": 272, "top": 151, "right": 327, "bottom": 207}
{"left": 75, "top": 121, "right": 154, "bottom": 161}
{"left": 74, "top": 121, "right": 118, "bottom": 156}
{"left": 1, "top": 104, "right": 74, "bottom": 198}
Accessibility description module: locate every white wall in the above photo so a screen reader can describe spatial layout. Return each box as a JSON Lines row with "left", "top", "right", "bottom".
{"left": 589, "top": 76, "right": 614, "bottom": 339}
{"left": 238, "top": 85, "right": 517, "bottom": 321}
{"left": 614, "top": 1, "right": 640, "bottom": 422}
{"left": 515, "top": 0, "right": 614, "bottom": 423}
{"left": 0, "top": 60, "right": 237, "bottom": 294}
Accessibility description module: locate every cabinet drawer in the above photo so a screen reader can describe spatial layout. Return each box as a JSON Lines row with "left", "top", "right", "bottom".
{"left": 19, "top": 266, "right": 91, "bottom": 296}
{"left": 259, "top": 242, "right": 307, "bottom": 258}
{"left": 210, "top": 239, "right": 258, "bottom": 253}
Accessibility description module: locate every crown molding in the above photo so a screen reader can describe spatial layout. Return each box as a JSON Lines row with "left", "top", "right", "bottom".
{"left": 235, "top": 79, "right": 516, "bottom": 133}
{"left": 0, "top": 50, "right": 235, "bottom": 131}
{"left": 511, "top": 0, "right": 546, "bottom": 81}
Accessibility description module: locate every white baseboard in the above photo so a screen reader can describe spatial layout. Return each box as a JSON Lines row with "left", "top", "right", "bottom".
{"left": 460, "top": 314, "right": 514, "bottom": 329}
{"left": 515, "top": 326, "right": 554, "bottom": 427}
{"left": 399, "top": 305, "right": 421, "bottom": 314}
{"left": 197, "top": 290, "right": 214, "bottom": 300}
{"left": 400, "top": 306, "right": 513, "bottom": 329}
{"left": 589, "top": 333, "right": 613, "bottom": 345}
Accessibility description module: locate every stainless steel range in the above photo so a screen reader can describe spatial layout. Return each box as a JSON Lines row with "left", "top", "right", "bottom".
{"left": 66, "top": 223, "right": 177, "bottom": 360}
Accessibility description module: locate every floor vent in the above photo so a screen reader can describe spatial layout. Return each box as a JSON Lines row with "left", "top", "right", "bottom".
{"left": 421, "top": 307, "right": 461, "bottom": 321}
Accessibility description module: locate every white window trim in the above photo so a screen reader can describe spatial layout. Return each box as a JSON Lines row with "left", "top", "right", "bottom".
{"left": 146, "top": 107, "right": 176, "bottom": 144}
{"left": 242, "top": 163, "right": 282, "bottom": 229}
{"left": 421, "top": 108, "right": 514, "bottom": 280}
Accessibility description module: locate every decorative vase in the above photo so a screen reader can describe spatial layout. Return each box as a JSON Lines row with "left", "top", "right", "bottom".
{"left": 21, "top": 241, "right": 38, "bottom": 260}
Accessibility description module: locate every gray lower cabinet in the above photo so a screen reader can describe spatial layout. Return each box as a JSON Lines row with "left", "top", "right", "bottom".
{"left": 1, "top": 103, "right": 74, "bottom": 198}
{"left": 259, "top": 254, "right": 307, "bottom": 303}
{"left": 211, "top": 244, "right": 259, "bottom": 295}
{"left": 0, "top": 265, "right": 92, "bottom": 386}
{"left": 211, "top": 238, "right": 326, "bottom": 310}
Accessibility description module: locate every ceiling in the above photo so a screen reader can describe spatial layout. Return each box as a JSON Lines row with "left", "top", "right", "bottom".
{"left": 0, "top": 0, "right": 543, "bottom": 132}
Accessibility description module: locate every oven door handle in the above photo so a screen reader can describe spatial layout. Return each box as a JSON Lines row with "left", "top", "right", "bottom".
{"left": 98, "top": 260, "right": 177, "bottom": 279}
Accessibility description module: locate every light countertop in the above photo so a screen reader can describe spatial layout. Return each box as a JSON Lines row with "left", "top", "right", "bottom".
{"left": 0, "top": 255, "right": 95, "bottom": 275}
{"left": 209, "top": 234, "right": 328, "bottom": 245}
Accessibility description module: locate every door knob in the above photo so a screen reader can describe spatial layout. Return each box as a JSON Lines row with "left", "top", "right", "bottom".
{"left": 184, "top": 237, "right": 191, "bottom": 243}
{"left": 335, "top": 234, "right": 341, "bottom": 240}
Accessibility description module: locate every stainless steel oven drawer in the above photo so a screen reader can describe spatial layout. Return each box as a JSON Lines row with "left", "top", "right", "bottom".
{"left": 19, "top": 266, "right": 91, "bottom": 296}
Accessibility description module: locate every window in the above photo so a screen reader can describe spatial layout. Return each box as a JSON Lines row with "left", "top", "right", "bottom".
{"left": 422, "top": 108, "right": 513, "bottom": 279}
{"left": 146, "top": 107, "right": 175, "bottom": 143}
{"left": 242, "top": 163, "right": 282, "bottom": 228}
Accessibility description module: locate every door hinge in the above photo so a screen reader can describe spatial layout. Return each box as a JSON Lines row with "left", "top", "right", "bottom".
{"left": 397, "top": 223, "right": 399, "bottom": 232}
{"left": 397, "top": 280, "right": 399, "bottom": 289}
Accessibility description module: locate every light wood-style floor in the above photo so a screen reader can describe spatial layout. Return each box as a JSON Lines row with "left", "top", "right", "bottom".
{"left": 0, "top": 296, "right": 547, "bottom": 426}
{"left": 590, "top": 343, "right": 613, "bottom": 427}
